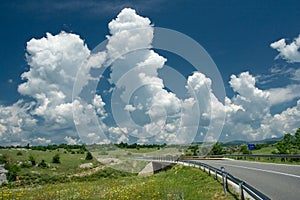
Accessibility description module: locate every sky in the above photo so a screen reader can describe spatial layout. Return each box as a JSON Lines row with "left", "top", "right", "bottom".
{"left": 0, "top": 0, "right": 300, "bottom": 146}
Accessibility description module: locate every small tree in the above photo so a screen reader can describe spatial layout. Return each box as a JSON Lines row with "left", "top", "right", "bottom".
{"left": 240, "top": 145, "right": 251, "bottom": 154}
{"left": 211, "top": 143, "right": 224, "bottom": 155}
{"left": 85, "top": 152, "right": 93, "bottom": 160}
{"left": 295, "top": 128, "right": 300, "bottom": 149}
{"left": 52, "top": 154, "right": 60, "bottom": 164}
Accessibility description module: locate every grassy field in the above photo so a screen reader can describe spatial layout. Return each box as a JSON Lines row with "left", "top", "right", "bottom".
{"left": 1, "top": 165, "right": 237, "bottom": 200}
{"left": 251, "top": 146, "right": 277, "bottom": 154}
{"left": 227, "top": 145, "right": 300, "bottom": 164}
{"left": 0, "top": 147, "right": 240, "bottom": 199}
{"left": 0, "top": 148, "right": 98, "bottom": 176}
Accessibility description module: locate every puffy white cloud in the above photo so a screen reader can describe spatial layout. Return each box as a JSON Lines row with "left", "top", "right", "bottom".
{"left": 64, "top": 136, "right": 80, "bottom": 145}
{"left": 221, "top": 70, "right": 300, "bottom": 141}
{"left": 270, "top": 35, "right": 300, "bottom": 63}
{"left": 107, "top": 127, "right": 129, "bottom": 144}
{"left": 32, "top": 137, "right": 52, "bottom": 145}
{"left": 19, "top": 32, "right": 90, "bottom": 100}
{"left": 93, "top": 94, "right": 107, "bottom": 119}
{"left": 0, "top": 100, "right": 37, "bottom": 145}
{"left": 268, "top": 84, "right": 300, "bottom": 105}
{"left": 229, "top": 72, "right": 269, "bottom": 100}
{"left": 124, "top": 104, "right": 136, "bottom": 112}
{"left": 267, "top": 100, "right": 300, "bottom": 135}
{"left": 1, "top": 8, "right": 300, "bottom": 147}
{"left": 107, "top": 8, "right": 153, "bottom": 60}
{"left": 18, "top": 32, "right": 90, "bottom": 130}
{"left": 0, "top": 31, "right": 91, "bottom": 145}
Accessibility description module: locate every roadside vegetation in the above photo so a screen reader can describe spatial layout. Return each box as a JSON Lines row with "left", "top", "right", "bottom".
{"left": 0, "top": 128, "right": 299, "bottom": 199}
{"left": 0, "top": 143, "right": 239, "bottom": 199}
{"left": 0, "top": 165, "right": 236, "bottom": 200}
{"left": 207, "top": 128, "right": 300, "bottom": 164}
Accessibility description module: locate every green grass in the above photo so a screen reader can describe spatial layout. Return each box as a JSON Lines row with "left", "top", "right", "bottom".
{"left": 251, "top": 146, "right": 277, "bottom": 154}
{"left": 1, "top": 165, "right": 237, "bottom": 200}
{"left": 0, "top": 148, "right": 99, "bottom": 179}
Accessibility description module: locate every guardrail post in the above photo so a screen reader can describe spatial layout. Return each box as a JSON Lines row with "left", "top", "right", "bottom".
{"left": 208, "top": 169, "right": 210, "bottom": 176}
{"left": 220, "top": 167, "right": 227, "bottom": 196}
{"left": 215, "top": 170, "right": 218, "bottom": 180}
{"left": 225, "top": 173, "right": 228, "bottom": 191}
{"left": 239, "top": 182, "right": 244, "bottom": 200}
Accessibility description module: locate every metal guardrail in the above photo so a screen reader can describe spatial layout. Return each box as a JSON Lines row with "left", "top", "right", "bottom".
{"left": 139, "top": 157, "right": 271, "bottom": 200}
{"left": 207, "top": 154, "right": 300, "bottom": 159}
{"left": 184, "top": 160, "right": 271, "bottom": 200}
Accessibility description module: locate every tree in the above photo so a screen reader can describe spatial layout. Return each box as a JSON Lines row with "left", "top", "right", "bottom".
{"left": 85, "top": 152, "right": 93, "bottom": 160}
{"left": 52, "top": 154, "right": 60, "bottom": 164}
{"left": 187, "top": 145, "right": 199, "bottom": 156}
{"left": 295, "top": 128, "right": 300, "bottom": 149}
{"left": 211, "top": 143, "right": 224, "bottom": 155}
{"left": 240, "top": 145, "right": 251, "bottom": 154}
{"left": 276, "top": 140, "right": 288, "bottom": 154}
{"left": 276, "top": 133, "right": 295, "bottom": 154}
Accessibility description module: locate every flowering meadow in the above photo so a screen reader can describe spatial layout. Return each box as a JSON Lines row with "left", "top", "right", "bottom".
{"left": 1, "top": 165, "right": 236, "bottom": 200}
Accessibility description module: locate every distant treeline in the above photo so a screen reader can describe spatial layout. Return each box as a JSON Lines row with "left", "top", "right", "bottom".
{"left": 0, "top": 143, "right": 87, "bottom": 152}
{"left": 115, "top": 142, "right": 167, "bottom": 149}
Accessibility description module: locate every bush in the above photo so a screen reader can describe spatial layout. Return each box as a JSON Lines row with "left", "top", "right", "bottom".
{"left": 16, "top": 151, "right": 23, "bottom": 156}
{"left": 85, "top": 152, "right": 93, "bottom": 160}
{"left": 0, "top": 154, "right": 7, "bottom": 164}
{"left": 29, "top": 155, "right": 36, "bottom": 166}
{"left": 39, "top": 160, "right": 47, "bottom": 168}
{"left": 4, "top": 164, "right": 20, "bottom": 182}
{"left": 52, "top": 154, "right": 60, "bottom": 164}
{"left": 20, "top": 161, "right": 32, "bottom": 168}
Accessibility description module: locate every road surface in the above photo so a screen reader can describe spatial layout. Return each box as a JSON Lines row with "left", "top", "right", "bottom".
{"left": 196, "top": 159, "right": 300, "bottom": 200}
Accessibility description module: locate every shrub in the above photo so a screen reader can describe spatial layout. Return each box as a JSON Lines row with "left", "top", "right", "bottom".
{"left": 39, "top": 160, "right": 47, "bottom": 168}
{"left": 20, "top": 161, "right": 32, "bottom": 168}
{"left": 85, "top": 152, "right": 93, "bottom": 160}
{"left": 0, "top": 154, "right": 7, "bottom": 164}
{"left": 4, "top": 164, "right": 20, "bottom": 182}
{"left": 29, "top": 155, "right": 36, "bottom": 166}
{"left": 16, "top": 151, "right": 23, "bottom": 156}
{"left": 52, "top": 154, "right": 60, "bottom": 164}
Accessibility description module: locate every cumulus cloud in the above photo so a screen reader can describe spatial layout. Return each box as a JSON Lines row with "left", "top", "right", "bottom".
{"left": 18, "top": 32, "right": 90, "bottom": 130}
{"left": 221, "top": 70, "right": 300, "bottom": 141}
{"left": 268, "top": 84, "right": 300, "bottom": 105}
{"left": 32, "top": 137, "right": 52, "bottom": 145}
{"left": 1, "top": 8, "right": 300, "bottom": 147}
{"left": 270, "top": 35, "right": 300, "bottom": 63}
{"left": 64, "top": 136, "right": 80, "bottom": 145}
{"left": 0, "top": 100, "right": 37, "bottom": 145}
{"left": 0, "top": 31, "right": 91, "bottom": 145}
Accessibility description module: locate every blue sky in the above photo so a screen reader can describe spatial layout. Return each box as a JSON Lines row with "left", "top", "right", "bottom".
{"left": 0, "top": 0, "right": 300, "bottom": 146}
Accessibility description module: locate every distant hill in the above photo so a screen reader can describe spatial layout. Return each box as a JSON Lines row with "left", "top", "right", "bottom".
{"left": 254, "top": 136, "right": 283, "bottom": 144}
{"left": 224, "top": 136, "right": 283, "bottom": 146}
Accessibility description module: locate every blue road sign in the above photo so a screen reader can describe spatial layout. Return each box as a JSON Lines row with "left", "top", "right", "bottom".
{"left": 248, "top": 144, "right": 255, "bottom": 150}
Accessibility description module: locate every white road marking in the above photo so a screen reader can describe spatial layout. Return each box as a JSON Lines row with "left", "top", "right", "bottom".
{"left": 216, "top": 163, "right": 300, "bottom": 179}
{"left": 226, "top": 159, "right": 300, "bottom": 167}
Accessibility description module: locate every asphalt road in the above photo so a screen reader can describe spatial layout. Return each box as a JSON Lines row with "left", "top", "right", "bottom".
{"left": 195, "top": 159, "right": 300, "bottom": 200}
